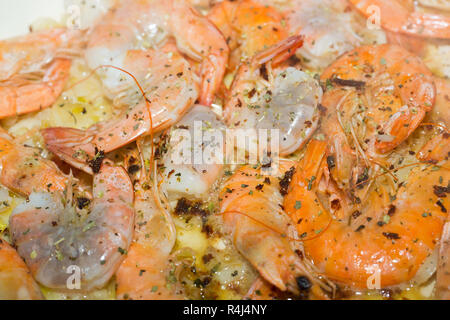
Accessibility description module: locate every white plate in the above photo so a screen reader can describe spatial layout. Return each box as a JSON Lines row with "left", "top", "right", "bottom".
{"left": 0, "top": 0, "right": 65, "bottom": 39}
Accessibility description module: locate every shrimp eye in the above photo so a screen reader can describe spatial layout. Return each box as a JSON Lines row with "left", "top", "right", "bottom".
{"left": 296, "top": 276, "right": 312, "bottom": 291}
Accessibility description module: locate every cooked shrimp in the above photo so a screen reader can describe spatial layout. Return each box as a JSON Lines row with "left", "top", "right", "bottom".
{"left": 0, "top": 239, "right": 43, "bottom": 299}
{"left": 219, "top": 160, "right": 331, "bottom": 297}
{"left": 349, "top": 0, "right": 450, "bottom": 39}
{"left": 208, "top": 0, "right": 288, "bottom": 72}
{"left": 9, "top": 162, "right": 134, "bottom": 291}
{"left": 284, "top": 139, "right": 449, "bottom": 288}
{"left": 277, "top": 0, "right": 370, "bottom": 70}
{"left": 0, "top": 133, "right": 67, "bottom": 196}
{"left": 418, "top": 78, "right": 450, "bottom": 163}
{"left": 116, "top": 154, "right": 181, "bottom": 299}
{"left": 0, "top": 28, "right": 81, "bottom": 118}
{"left": 437, "top": 216, "right": 450, "bottom": 299}
{"left": 320, "top": 44, "right": 435, "bottom": 189}
{"left": 85, "top": 0, "right": 228, "bottom": 106}
{"left": 159, "top": 104, "right": 225, "bottom": 200}
{"left": 42, "top": 43, "right": 198, "bottom": 174}
{"left": 224, "top": 36, "right": 322, "bottom": 156}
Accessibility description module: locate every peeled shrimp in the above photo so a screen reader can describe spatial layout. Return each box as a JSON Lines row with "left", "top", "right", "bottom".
{"left": 0, "top": 28, "right": 81, "bottom": 118}
{"left": 159, "top": 104, "right": 225, "bottom": 200}
{"left": 9, "top": 161, "right": 134, "bottom": 291}
{"left": 320, "top": 44, "right": 435, "bottom": 189}
{"left": 224, "top": 36, "right": 322, "bottom": 156}
{"left": 0, "top": 239, "right": 43, "bottom": 299}
{"left": 219, "top": 160, "right": 330, "bottom": 297}
{"left": 349, "top": 0, "right": 450, "bottom": 39}
{"left": 284, "top": 139, "right": 449, "bottom": 288}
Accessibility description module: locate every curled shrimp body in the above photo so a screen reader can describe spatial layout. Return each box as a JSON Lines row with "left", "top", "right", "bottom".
{"left": 159, "top": 104, "right": 226, "bottom": 200}
{"left": 284, "top": 140, "right": 449, "bottom": 288}
{"left": 225, "top": 36, "right": 322, "bottom": 156}
{"left": 219, "top": 160, "right": 330, "bottom": 297}
{"left": 116, "top": 155, "right": 181, "bottom": 299}
{"left": 42, "top": 43, "right": 198, "bottom": 174}
{"left": 9, "top": 162, "right": 134, "bottom": 291}
{"left": 208, "top": 0, "right": 288, "bottom": 72}
{"left": 349, "top": 0, "right": 450, "bottom": 39}
{"left": 85, "top": 0, "right": 228, "bottom": 106}
{"left": 0, "top": 239, "right": 43, "bottom": 299}
{"left": 320, "top": 44, "right": 435, "bottom": 189}
{"left": 0, "top": 28, "right": 81, "bottom": 118}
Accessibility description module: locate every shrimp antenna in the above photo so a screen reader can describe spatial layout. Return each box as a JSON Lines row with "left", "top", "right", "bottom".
{"left": 66, "top": 64, "right": 155, "bottom": 172}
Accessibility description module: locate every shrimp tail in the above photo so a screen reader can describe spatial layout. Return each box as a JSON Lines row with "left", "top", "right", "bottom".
{"left": 253, "top": 35, "right": 303, "bottom": 67}
{"left": 0, "top": 59, "right": 71, "bottom": 119}
{"left": 42, "top": 127, "right": 95, "bottom": 173}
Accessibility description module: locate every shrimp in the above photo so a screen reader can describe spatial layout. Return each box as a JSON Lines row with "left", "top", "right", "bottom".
{"left": 219, "top": 160, "right": 331, "bottom": 297}
{"left": 0, "top": 28, "right": 82, "bottom": 118}
{"left": 224, "top": 36, "right": 323, "bottom": 156}
{"left": 0, "top": 133, "right": 67, "bottom": 196}
{"left": 208, "top": 0, "right": 288, "bottom": 72}
{"left": 349, "top": 0, "right": 450, "bottom": 39}
{"left": 42, "top": 43, "right": 198, "bottom": 174}
{"left": 284, "top": 139, "right": 449, "bottom": 288}
{"left": 116, "top": 154, "right": 181, "bottom": 299}
{"left": 418, "top": 78, "right": 450, "bottom": 163}
{"left": 0, "top": 239, "right": 43, "bottom": 299}
{"left": 276, "top": 0, "right": 371, "bottom": 70}
{"left": 159, "top": 104, "right": 226, "bottom": 200}
{"left": 85, "top": 0, "right": 228, "bottom": 106}
{"left": 320, "top": 44, "right": 435, "bottom": 189}
{"left": 8, "top": 160, "right": 134, "bottom": 291}
{"left": 437, "top": 215, "right": 450, "bottom": 299}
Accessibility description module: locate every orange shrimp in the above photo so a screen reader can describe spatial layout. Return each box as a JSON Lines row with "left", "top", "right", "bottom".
{"left": 115, "top": 158, "right": 181, "bottom": 299}
{"left": 418, "top": 77, "right": 450, "bottom": 163}
{"left": 219, "top": 160, "right": 330, "bottom": 297}
{"left": 0, "top": 28, "right": 82, "bottom": 118}
{"left": 349, "top": 0, "right": 450, "bottom": 39}
{"left": 320, "top": 44, "right": 435, "bottom": 189}
{"left": 208, "top": 0, "right": 288, "bottom": 72}
{"left": 42, "top": 43, "right": 198, "bottom": 174}
{"left": 284, "top": 139, "right": 449, "bottom": 288}
{"left": 85, "top": 0, "right": 228, "bottom": 106}
{"left": 0, "top": 239, "right": 43, "bottom": 299}
{"left": 0, "top": 133, "right": 67, "bottom": 196}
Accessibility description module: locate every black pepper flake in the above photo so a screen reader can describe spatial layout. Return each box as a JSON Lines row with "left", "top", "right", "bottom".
{"left": 331, "top": 77, "right": 365, "bottom": 89}
{"left": 382, "top": 232, "right": 400, "bottom": 240}
{"left": 433, "top": 185, "right": 450, "bottom": 198}
{"left": 279, "top": 166, "right": 295, "bottom": 196}
{"left": 326, "top": 155, "right": 336, "bottom": 170}
{"left": 76, "top": 197, "right": 90, "bottom": 209}
{"left": 127, "top": 164, "right": 140, "bottom": 175}
{"left": 88, "top": 147, "right": 105, "bottom": 173}
{"left": 436, "top": 200, "right": 447, "bottom": 213}
{"left": 260, "top": 64, "right": 268, "bottom": 81}
{"left": 174, "top": 198, "right": 208, "bottom": 217}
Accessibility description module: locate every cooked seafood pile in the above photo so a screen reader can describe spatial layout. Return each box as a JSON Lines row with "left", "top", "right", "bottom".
{"left": 0, "top": 0, "right": 449, "bottom": 300}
